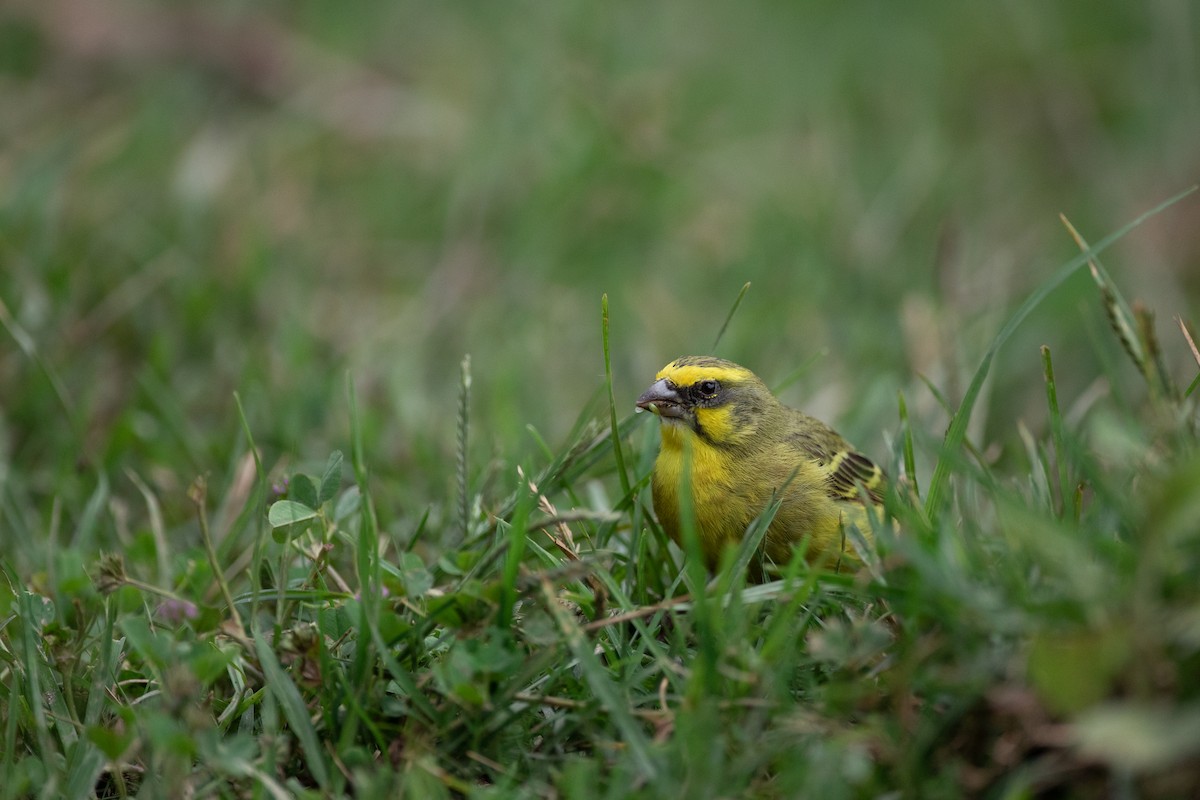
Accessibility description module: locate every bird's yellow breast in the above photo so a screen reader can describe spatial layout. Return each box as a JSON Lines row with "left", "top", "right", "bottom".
{"left": 652, "top": 422, "right": 764, "bottom": 562}
{"left": 651, "top": 420, "right": 868, "bottom": 572}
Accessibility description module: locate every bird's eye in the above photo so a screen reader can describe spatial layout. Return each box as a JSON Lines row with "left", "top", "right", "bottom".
{"left": 698, "top": 379, "right": 720, "bottom": 396}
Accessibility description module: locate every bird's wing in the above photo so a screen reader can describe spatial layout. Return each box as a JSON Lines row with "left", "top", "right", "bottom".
{"left": 823, "top": 450, "right": 885, "bottom": 503}
{"left": 787, "top": 414, "right": 885, "bottom": 504}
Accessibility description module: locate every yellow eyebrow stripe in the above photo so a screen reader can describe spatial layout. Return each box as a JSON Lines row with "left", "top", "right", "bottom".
{"left": 655, "top": 363, "right": 753, "bottom": 386}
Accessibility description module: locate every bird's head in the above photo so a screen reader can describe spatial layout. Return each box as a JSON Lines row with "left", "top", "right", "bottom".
{"left": 636, "top": 356, "right": 777, "bottom": 448}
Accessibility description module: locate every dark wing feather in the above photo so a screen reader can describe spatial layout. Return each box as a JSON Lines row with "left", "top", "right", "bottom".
{"left": 785, "top": 412, "right": 886, "bottom": 504}
{"left": 825, "top": 451, "right": 885, "bottom": 503}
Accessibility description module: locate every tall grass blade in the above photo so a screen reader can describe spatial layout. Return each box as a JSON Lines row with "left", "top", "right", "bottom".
{"left": 191, "top": 476, "right": 244, "bottom": 632}
{"left": 346, "top": 372, "right": 391, "bottom": 732}
{"left": 253, "top": 626, "right": 331, "bottom": 789}
{"left": 924, "top": 186, "right": 1198, "bottom": 516}
{"left": 63, "top": 744, "right": 105, "bottom": 800}
{"left": 1135, "top": 303, "right": 1176, "bottom": 399}
{"left": 1062, "top": 214, "right": 1146, "bottom": 369}
{"left": 1, "top": 654, "right": 18, "bottom": 797}
{"left": 1041, "top": 346, "right": 1069, "bottom": 516}
{"left": 70, "top": 473, "right": 109, "bottom": 557}
{"left": 18, "top": 593, "right": 55, "bottom": 764}
{"left": 918, "top": 375, "right": 987, "bottom": 470}
{"left": 675, "top": 439, "right": 720, "bottom": 698}
{"left": 1179, "top": 317, "right": 1200, "bottom": 400}
{"left": 364, "top": 614, "right": 436, "bottom": 724}
{"left": 458, "top": 355, "right": 472, "bottom": 539}
{"left": 499, "top": 484, "right": 535, "bottom": 628}
{"left": 770, "top": 350, "right": 825, "bottom": 395}
{"left": 0, "top": 297, "right": 90, "bottom": 462}
{"left": 125, "top": 469, "right": 169, "bottom": 585}
{"left": 1064, "top": 214, "right": 1176, "bottom": 399}
{"left": 727, "top": 466, "right": 800, "bottom": 582}
{"left": 602, "top": 294, "right": 633, "bottom": 499}
{"left": 897, "top": 389, "right": 919, "bottom": 499}
{"left": 712, "top": 281, "right": 751, "bottom": 352}
{"left": 539, "top": 579, "right": 659, "bottom": 782}
{"left": 233, "top": 391, "right": 269, "bottom": 621}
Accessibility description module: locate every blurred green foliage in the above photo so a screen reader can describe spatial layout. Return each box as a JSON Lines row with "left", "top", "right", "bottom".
{"left": 2, "top": 2, "right": 1196, "bottom": 513}
{"left": 0, "top": 3, "right": 1199, "bottom": 793}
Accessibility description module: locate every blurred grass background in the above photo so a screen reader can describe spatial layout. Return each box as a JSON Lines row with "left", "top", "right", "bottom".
{"left": 4, "top": 3, "right": 1200, "bottom": 796}
{"left": 1, "top": 0, "right": 1198, "bottom": 548}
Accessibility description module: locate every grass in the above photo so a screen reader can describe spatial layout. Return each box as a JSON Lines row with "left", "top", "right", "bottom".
{"left": 4, "top": 211, "right": 1200, "bottom": 797}
{"left": 3, "top": 1, "right": 1200, "bottom": 797}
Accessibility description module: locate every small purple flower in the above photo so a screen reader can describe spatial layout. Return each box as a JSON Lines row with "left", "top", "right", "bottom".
{"left": 157, "top": 598, "right": 200, "bottom": 625}
{"left": 271, "top": 477, "right": 290, "bottom": 499}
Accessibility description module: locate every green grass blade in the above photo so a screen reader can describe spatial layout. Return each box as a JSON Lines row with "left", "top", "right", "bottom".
{"left": 1138, "top": 304, "right": 1177, "bottom": 399}
{"left": 18, "top": 592, "right": 55, "bottom": 762}
{"left": 0, "top": 297, "right": 90, "bottom": 462}
{"left": 233, "top": 391, "right": 269, "bottom": 624}
{"left": 726, "top": 466, "right": 800, "bottom": 582}
{"left": 72, "top": 472, "right": 109, "bottom": 555}
{"left": 499, "top": 484, "right": 536, "bottom": 627}
{"left": 898, "top": 389, "right": 920, "bottom": 499}
{"left": 1064, "top": 214, "right": 1147, "bottom": 370}
{"left": 253, "top": 626, "right": 331, "bottom": 789}
{"left": 770, "top": 350, "right": 826, "bottom": 395}
{"left": 364, "top": 611, "right": 436, "bottom": 723}
{"left": 1185, "top": 372, "right": 1200, "bottom": 401}
{"left": 457, "top": 354, "right": 472, "bottom": 539}
{"left": 602, "top": 294, "right": 633, "bottom": 499}
{"left": 63, "top": 742, "right": 105, "bottom": 800}
{"left": 1071, "top": 220, "right": 1177, "bottom": 400}
{"left": 674, "top": 439, "right": 721, "bottom": 698}
{"left": 924, "top": 185, "right": 1198, "bottom": 516}
{"left": 0, "top": 667, "right": 17, "bottom": 798}
{"left": 712, "top": 281, "right": 751, "bottom": 352}
{"left": 1179, "top": 318, "right": 1200, "bottom": 400}
{"left": 346, "top": 373, "right": 389, "bottom": 728}
{"left": 1041, "top": 346, "right": 1069, "bottom": 517}
{"left": 540, "top": 580, "right": 659, "bottom": 783}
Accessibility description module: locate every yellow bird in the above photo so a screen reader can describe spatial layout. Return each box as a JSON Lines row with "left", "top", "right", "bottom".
{"left": 636, "top": 356, "right": 884, "bottom": 576}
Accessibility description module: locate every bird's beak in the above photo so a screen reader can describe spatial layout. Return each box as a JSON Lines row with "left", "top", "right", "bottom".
{"left": 636, "top": 379, "right": 686, "bottom": 418}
